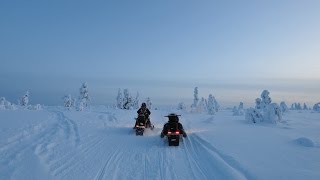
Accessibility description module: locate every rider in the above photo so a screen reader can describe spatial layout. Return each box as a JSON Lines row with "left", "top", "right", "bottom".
{"left": 160, "top": 113, "right": 187, "bottom": 138}
{"left": 133, "top": 102, "right": 151, "bottom": 128}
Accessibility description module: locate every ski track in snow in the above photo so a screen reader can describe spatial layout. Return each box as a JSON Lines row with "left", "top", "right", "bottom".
{"left": 0, "top": 110, "right": 81, "bottom": 179}
{"left": 51, "top": 110, "right": 81, "bottom": 145}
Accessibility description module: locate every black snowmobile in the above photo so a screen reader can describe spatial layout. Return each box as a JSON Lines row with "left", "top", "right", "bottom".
{"left": 160, "top": 113, "right": 187, "bottom": 146}
{"left": 134, "top": 114, "right": 154, "bottom": 136}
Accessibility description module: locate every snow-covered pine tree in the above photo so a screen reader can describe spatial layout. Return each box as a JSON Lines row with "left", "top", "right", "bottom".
{"left": 0, "top": 97, "right": 6, "bottom": 110}
{"left": 146, "top": 97, "right": 152, "bottom": 109}
{"left": 63, "top": 95, "right": 74, "bottom": 110}
{"left": 213, "top": 96, "right": 220, "bottom": 112}
{"left": 303, "top": 103, "right": 308, "bottom": 110}
{"left": 116, "top": 88, "right": 123, "bottom": 109}
{"left": 133, "top": 92, "right": 140, "bottom": 109}
{"left": 232, "top": 106, "right": 237, "bottom": 113}
{"left": 255, "top": 98, "right": 262, "bottom": 109}
{"left": 261, "top": 90, "right": 271, "bottom": 109}
{"left": 177, "top": 102, "right": 186, "bottom": 110}
{"left": 191, "top": 87, "right": 199, "bottom": 110}
{"left": 313, "top": 103, "right": 320, "bottom": 112}
{"left": 79, "top": 82, "right": 90, "bottom": 108}
{"left": 233, "top": 102, "right": 244, "bottom": 116}
{"left": 197, "top": 97, "right": 207, "bottom": 113}
{"left": 0, "top": 97, "right": 16, "bottom": 110}
{"left": 246, "top": 90, "right": 281, "bottom": 123}
{"left": 19, "top": 91, "right": 29, "bottom": 106}
{"left": 245, "top": 108, "right": 263, "bottom": 123}
{"left": 123, "top": 89, "right": 132, "bottom": 109}
{"left": 295, "top": 103, "right": 302, "bottom": 110}
{"left": 207, "top": 94, "right": 216, "bottom": 115}
{"left": 280, "top": 101, "right": 288, "bottom": 113}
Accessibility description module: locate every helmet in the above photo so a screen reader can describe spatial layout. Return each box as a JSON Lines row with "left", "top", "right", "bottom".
{"left": 141, "top": 103, "right": 146, "bottom": 107}
{"left": 167, "top": 113, "right": 179, "bottom": 122}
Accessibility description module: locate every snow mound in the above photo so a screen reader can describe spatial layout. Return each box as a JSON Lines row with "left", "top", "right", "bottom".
{"left": 294, "top": 137, "right": 315, "bottom": 147}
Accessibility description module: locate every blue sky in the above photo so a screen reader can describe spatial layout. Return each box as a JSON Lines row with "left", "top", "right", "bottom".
{"left": 1, "top": 0, "right": 319, "bottom": 107}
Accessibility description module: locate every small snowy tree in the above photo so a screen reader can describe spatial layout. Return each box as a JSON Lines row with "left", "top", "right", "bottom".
{"left": 263, "top": 103, "right": 282, "bottom": 123}
{"left": 116, "top": 88, "right": 123, "bottom": 109}
{"left": 232, "top": 106, "right": 237, "bottom": 113}
{"left": 245, "top": 108, "right": 263, "bottom": 123}
{"left": 0, "top": 97, "right": 16, "bottom": 110}
{"left": 77, "top": 100, "right": 85, "bottom": 111}
{"left": 177, "top": 102, "right": 187, "bottom": 110}
{"left": 213, "top": 97, "right": 220, "bottom": 112}
{"left": 303, "top": 103, "right": 308, "bottom": 110}
{"left": 197, "top": 97, "right": 207, "bottom": 113}
{"left": 255, "top": 98, "right": 262, "bottom": 109}
{"left": 261, "top": 90, "right": 272, "bottom": 109}
{"left": 280, "top": 101, "right": 288, "bottom": 113}
{"left": 233, "top": 102, "right": 244, "bottom": 116}
{"left": 133, "top": 92, "right": 140, "bottom": 109}
{"left": 191, "top": 87, "right": 199, "bottom": 110}
{"left": 19, "top": 91, "right": 29, "bottom": 107}
{"left": 207, "top": 94, "right": 216, "bottom": 115}
{"left": 145, "top": 97, "right": 152, "bottom": 109}
{"left": 313, "top": 103, "right": 320, "bottom": 112}
{"left": 0, "top": 97, "right": 6, "bottom": 110}
{"left": 247, "top": 90, "right": 281, "bottom": 124}
{"left": 79, "top": 82, "right": 90, "bottom": 108}
{"left": 123, "top": 89, "right": 132, "bottom": 109}
{"left": 63, "top": 95, "right": 74, "bottom": 110}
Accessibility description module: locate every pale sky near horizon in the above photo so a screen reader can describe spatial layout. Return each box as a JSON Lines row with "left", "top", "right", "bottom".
{"left": 1, "top": 0, "right": 320, "bottom": 107}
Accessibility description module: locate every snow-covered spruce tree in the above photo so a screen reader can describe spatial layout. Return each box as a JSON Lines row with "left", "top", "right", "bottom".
{"left": 191, "top": 87, "right": 199, "bottom": 111}
{"left": 233, "top": 102, "right": 244, "bottom": 116}
{"left": 213, "top": 97, "right": 220, "bottom": 112}
{"left": 245, "top": 108, "right": 263, "bottom": 123}
{"left": 123, "top": 89, "right": 132, "bottom": 110}
{"left": 133, "top": 92, "right": 140, "bottom": 109}
{"left": 19, "top": 91, "right": 29, "bottom": 107}
{"left": 197, "top": 97, "right": 207, "bottom": 113}
{"left": 116, "top": 88, "right": 123, "bottom": 109}
{"left": 261, "top": 90, "right": 272, "bottom": 109}
{"left": 145, "top": 97, "right": 152, "bottom": 109}
{"left": 280, "top": 101, "right": 288, "bottom": 113}
{"left": 177, "top": 102, "right": 186, "bottom": 110}
{"left": 207, "top": 94, "right": 216, "bottom": 115}
{"left": 264, "top": 103, "right": 282, "bottom": 123}
{"left": 232, "top": 106, "right": 237, "bottom": 113}
{"left": 313, "top": 103, "right": 320, "bottom": 112}
{"left": 77, "top": 82, "right": 90, "bottom": 111}
{"left": 290, "top": 103, "right": 295, "bottom": 110}
{"left": 303, "top": 103, "right": 308, "bottom": 110}
{"left": 0, "top": 97, "right": 6, "bottom": 110}
{"left": 255, "top": 98, "right": 262, "bottom": 109}
{"left": 79, "top": 82, "right": 90, "bottom": 107}
{"left": 1, "top": 97, "right": 16, "bottom": 110}
{"left": 245, "top": 90, "right": 281, "bottom": 123}
{"left": 63, "top": 95, "right": 74, "bottom": 110}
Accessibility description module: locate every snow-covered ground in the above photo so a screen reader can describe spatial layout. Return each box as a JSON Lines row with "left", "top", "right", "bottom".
{"left": 1, "top": 106, "right": 319, "bottom": 180}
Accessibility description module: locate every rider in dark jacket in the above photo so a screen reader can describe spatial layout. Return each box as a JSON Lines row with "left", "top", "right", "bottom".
{"left": 160, "top": 113, "right": 187, "bottom": 138}
{"left": 134, "top": 103, "right": 152, "bottom": 128}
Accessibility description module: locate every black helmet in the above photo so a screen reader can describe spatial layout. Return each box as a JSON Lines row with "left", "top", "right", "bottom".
{"left": 166, "top": 113, "right": 180, "bottom": 122}
{"left": 141, "top": 103, "right": 146, "bottom": 107}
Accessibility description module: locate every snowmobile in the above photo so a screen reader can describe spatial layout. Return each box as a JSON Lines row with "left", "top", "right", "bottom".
{"left": 134, "top": 114, "right": 154, "bottom": 136}
{"left": 161, "top": 113, "right": 187, "bottom": 146}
